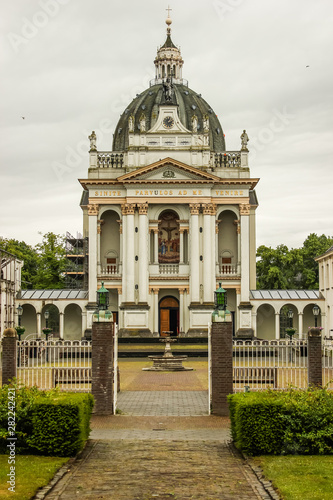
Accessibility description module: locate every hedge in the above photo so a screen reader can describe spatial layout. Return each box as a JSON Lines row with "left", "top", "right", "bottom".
{"left": 228, "top": 388, "right": 333, "bottom": 456}
{"left": 0, "top": 382, "right": 94, "bottom": 456}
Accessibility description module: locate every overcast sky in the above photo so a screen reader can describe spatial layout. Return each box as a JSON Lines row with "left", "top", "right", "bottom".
{"left": 1, "top": 0, "right": 332, "bottom": 250}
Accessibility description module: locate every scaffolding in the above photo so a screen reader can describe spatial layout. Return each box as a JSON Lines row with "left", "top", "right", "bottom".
{"left": 0, "top": 247, "right": 23, "bottom": 334}
{"left": 64, "top": 232, "right": 88, "bottom": 289}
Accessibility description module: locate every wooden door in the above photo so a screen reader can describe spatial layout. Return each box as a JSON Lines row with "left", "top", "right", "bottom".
{"left": 160, "top": 309, "right": 170, "bottom": 336}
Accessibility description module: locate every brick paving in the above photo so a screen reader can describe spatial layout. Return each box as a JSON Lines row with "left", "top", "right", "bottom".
{"left": 42, "top": 368, "right": 277, "bottom": 499}
{"left": 116, "top": 390, "right": 208, "bottom": 416}
{"left": 45, "top": 440, "right": 269, "bottom": 500}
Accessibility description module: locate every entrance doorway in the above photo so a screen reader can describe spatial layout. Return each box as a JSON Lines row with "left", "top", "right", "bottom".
{"left": 159, "top": 297, "right": 179, "bottom": 336}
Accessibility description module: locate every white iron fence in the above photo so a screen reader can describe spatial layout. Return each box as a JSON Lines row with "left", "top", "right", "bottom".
{"left": 17, "top": 340, "right": 92, "bottom": 392}
{"left": 323, "top": 338, "right": 333, "bottom": 388}
{"left": 233, "top": 339, "right": 309, "bottom": 392}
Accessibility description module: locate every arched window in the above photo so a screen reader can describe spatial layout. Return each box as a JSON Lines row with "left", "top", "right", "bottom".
{"left": 158, "top": 211, "right": 180, "bottom": 263}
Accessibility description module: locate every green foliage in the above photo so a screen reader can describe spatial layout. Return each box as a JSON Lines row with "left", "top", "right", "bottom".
{"left": 228, "top": 388, "right": 333, "bottom": 456}
{"left": 0, "top": 232, "right": 67, "bottom": 289}
{"left": 0, "top": 380, "right": 57, "bottom": 453}
{"left": 0, "top": 381, "right": 94, "bottom": 456}
{"left": 27, "top": 392, "right": 94, "bottom": 456}
{"left": 0, "top": 239, "right": 38, "bottom": 288}
{"left": 256, "top": 233, "right": 333, "bottom": 289}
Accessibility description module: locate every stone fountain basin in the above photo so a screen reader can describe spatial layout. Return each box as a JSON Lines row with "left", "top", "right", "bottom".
{"left": 143, "top": 355, "right": 193, "bottom": 371}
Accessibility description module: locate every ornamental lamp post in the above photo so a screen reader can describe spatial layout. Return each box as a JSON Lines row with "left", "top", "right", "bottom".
{"left": 312, "top": 304, "right": 320, "bottom": 327}
{"left": 212, "top": 283, "right": 231, "bottom": 323}
{"left": 43, "top": 309, "right": 51, "bottom": 340}
{"left": 93, "top": 282, "right": 112, "bottom": 322}
{"left": 17, "top": 304, "right": 23, "bottom": 326}
{"left": 16, "top": 304, "right": 24, "bottom": 341}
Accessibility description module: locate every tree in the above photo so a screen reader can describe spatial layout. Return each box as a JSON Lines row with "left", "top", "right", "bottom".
{"left": 256, "top": 234, "right": 333, "bottom": 290}
{"left": 34, "top": 232, "right": 67, "bottom": 289}
{"left": 0, "top": 232, "right": 67, "bottom": 289}
{"left": 0, "top": 238, "right": 39, "bottom": 288}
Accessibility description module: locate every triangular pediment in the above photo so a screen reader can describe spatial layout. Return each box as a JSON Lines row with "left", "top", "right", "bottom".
{"left": 117, "top": 158, "right": 221, "bottom": 183}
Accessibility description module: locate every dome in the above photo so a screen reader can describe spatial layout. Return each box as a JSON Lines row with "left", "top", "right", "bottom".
{"left": 112, "top": 83, "right": 226, "bottom": 152}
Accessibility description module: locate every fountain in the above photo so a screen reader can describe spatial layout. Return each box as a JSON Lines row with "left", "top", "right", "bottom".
{"left": 142, "top": 333, "right": 193, "bottom": 371}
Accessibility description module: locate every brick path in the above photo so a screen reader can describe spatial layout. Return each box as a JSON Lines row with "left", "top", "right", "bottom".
{"left": 42, "top": 368, "right": 277, "bottom": 499}
{"left": 44, "top": 413, "right": 273, "bottom": 500}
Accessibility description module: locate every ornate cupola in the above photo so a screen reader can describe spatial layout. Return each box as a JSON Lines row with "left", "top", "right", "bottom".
{"left": 154, "top": 9, "right": 184, "bottom": 83}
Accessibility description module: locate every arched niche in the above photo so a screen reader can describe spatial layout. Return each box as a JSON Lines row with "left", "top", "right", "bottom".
{"left": 158, "top": 210, "right": 180, "bottom": 264}
{"left": 279, "top": 304, "right": 299, "bottom": 338}
{"left": 64, "top": 304, "right": 82, "bottom": 340}
{"left": 21, "top": 304, "right": 37, "bottom": 337}
{"left": 100, "top": 209, "right": 120, "bottom": 272}
{"left": 217, "top": 210, "right": 238, "bottom": 271}
{"left": 256, "top": 304, "right": 275, "bottom": 340}
{"left": 42, "top": 304, "right": 59, "bottom": 337}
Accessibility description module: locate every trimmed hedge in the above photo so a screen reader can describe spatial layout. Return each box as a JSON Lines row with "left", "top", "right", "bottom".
{"left": 228, "top": 388, "right": 333, "bottom": 456}
{"left": 27, "top": 392, "right": 94, "bottom": 456}
{"left": 0, "top": 382, "right": 94, "bottom": 456}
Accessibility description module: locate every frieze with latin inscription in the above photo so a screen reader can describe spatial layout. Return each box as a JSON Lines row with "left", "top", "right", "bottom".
{"left": 90, "top": 188, "right": 248, "bottom": 198}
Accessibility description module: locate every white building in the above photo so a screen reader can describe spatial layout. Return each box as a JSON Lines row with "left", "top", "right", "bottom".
{"left": 15, "top": 15, "right": 325, "bottom": 340}
{"left": 79, "top": 16, "right": 258, "bottom": 337}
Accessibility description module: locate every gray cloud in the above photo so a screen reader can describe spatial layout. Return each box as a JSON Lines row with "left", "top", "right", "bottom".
{"left": 1, "top": 0, "right": 332, "bottom": 249}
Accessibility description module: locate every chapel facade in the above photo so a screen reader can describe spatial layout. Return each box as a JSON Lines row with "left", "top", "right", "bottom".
{"left": 79, "top": 15, "right": 259, "bottom": 337}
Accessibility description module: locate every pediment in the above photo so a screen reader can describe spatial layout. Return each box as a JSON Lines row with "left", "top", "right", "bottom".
{"left": 117, "top": 158, "right": 221, "bottom": 183}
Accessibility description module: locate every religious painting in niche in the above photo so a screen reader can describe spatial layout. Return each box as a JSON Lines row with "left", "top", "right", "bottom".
{"left": 158, "top": 211, "right": 180, "bottom": 263}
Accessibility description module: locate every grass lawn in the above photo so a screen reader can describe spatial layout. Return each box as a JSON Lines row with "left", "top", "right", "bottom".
{"left": 253, "top": 455, "right": 333, "bottom": 500}
{"left": 0, "top": 455, "right": 69, "bottom": 500}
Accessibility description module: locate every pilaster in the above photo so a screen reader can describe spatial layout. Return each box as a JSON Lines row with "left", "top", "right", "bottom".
{"left": 88, "top": 204, "right": 99, "bottom": 304}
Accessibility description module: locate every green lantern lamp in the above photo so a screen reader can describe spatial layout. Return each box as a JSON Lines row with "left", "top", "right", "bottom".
{"left": 93, "top": 282, "right": 112, "bottom": 322}
{"left": 212, "top": 283, "right": 231, "bottom": 323}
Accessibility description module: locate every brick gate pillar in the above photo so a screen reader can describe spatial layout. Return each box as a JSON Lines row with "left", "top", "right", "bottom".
{"left": 1, "top": 328, "right": 17, "bottom": 386}
{"left": 92, "top": 322, "right": 114, "bottom": 415}
{"left": 308, "top": 327, "right": 322, "bottom": 388}
{"left": 211, "top": 321, "right": 233, "bottom": 416}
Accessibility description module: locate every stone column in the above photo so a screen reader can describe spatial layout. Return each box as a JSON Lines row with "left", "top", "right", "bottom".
{"left": 92, "top": 321, "right": 114, "bottom": 415}
{"left": 88, "top": 204, "right": 99, "bottom": 304}
{"left": 37, "top": 312, "right": 42, "bottom": 337}
{"left": 153, "top": 288, "right": 159, "bottom": 335}
{"left": 1, "top": 328, "right": 17, "bottom": 386}
{"left": 59, "top": 312, "right": 64, "bottom": 340}
{"left": 298, "top": 312, "right": 303, "bottom": 339}
{"left": 235, "top": 220, "right": 241, "bottom": 274}
{"left": 138, "top": 203, "right": 149, "bottom": 303}
{"left": 97, "top": 219, "right": 104, "bottom": 275}
{"left": 211, "top": 321, "right": 233, "bottom": 416}
{"left": 308, "top": 327, "right": 322, "bottom": 387}
{"left": 239, "top": 204, "right": 250, "bottom": 303}
{"left": 121, "top": 205, "right": 127, "bottom": 301}
{"left": 126, "top": 204, "right": 136, "bottom": 303}
{"left": 154, "top": 229, "right": 159, "bottom": 264}
{"left": 82, "top": 311, "right": 87, "bottom": 335}
{"left": 275, "top": 312, "right": 280, "bottom": 340}
{"left": 202, "top": 204, "right": 212, "bottom": 303}
{"left": 215, "top": 220, "right": 220, "bottom": 275}
{"left": 179, "top": 288, "right": 185, "bottom": 334}
{"left": 179, "top": 229, "right": 184, "bottom": 264}
{"left": 189, "top": 204, "right": 200, "bottom": 302}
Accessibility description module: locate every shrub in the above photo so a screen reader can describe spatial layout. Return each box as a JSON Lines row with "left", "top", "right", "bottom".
{"left": 27, "top": 392, "right": 94, "bottom": 456}
{"left": 0, "top": 381, "right": 94, "bottom": 456}
{"left": 228, "top": 388, "right": 333, "bottom": 456}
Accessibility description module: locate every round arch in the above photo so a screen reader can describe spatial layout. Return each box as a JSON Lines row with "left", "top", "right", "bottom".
{"left": 279, "top": 304, "right": 299, "bottom": 338}
{"left": 42, "top": 304, "right": 59, "bottom": 337}
{"left": 21, "top": 304, "right": 37, "bottom": 337}
{"left": 100, "top": 209, "right": 121, "bottom": 273}
{"left": 303, "top": 303, "right": 322, "bottom": 330}
{"left": 256, "top": 303, "right": 275, "bottom": 340}
{"left": 159, "top": 296, "right": 179, "bottom": 337}
{"left": 158, "top": 210, "right": 180, "bottom": 264}
{"left": 64, "top": 303, "right": 82, "bottom": 340}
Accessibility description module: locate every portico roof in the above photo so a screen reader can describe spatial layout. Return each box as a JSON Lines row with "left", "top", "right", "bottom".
{"left": 250, "top": 290, "right": 323, "bottom": 300}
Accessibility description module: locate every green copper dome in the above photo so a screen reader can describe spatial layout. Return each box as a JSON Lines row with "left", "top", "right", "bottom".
{"left": 112, "top": 83, "right": 226, "bottom": 152}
